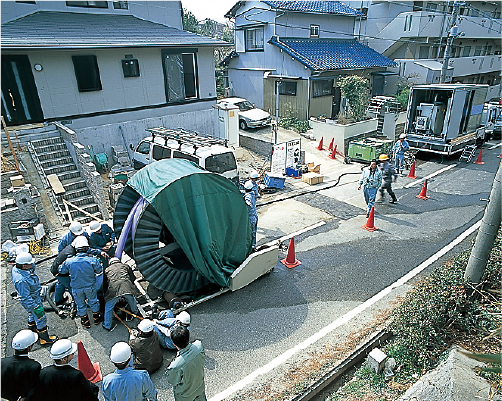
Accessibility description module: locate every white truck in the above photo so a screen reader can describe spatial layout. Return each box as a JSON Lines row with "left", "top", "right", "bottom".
{"left": 404, "top": 84, "right": 489, "bottom": 155}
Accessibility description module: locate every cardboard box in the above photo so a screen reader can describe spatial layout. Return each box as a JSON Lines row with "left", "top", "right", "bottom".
{"left": 307, "top": 163, "right": 321, "bottom": 174}
{"left": 302, "top": 172, "right": 324, "bottom": 185}
{"left": 10, "top": 175, "right": 25, "bottom": 187}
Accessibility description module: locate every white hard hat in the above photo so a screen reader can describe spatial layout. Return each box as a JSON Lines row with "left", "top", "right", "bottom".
{"left": 176, "top": 311, "right": 190, "bottom": 325}
{"left": 12, "top": 329, "right": 38, "bottom": 350}
{"left": 69, "top": 221, "right": 83, "bottom": 235}
{"left": 50, "top": 339, "right": 77, "bottom": 360}
{"left": 16, "top": 252, "right": 34, "bottom": 265}
{"left": 89, "top": 221, "right": 101, "bottom": 233}
{"left": 108, "top": 257, "right": 121, "bottom": 265}
{"left": 110, "top": 342, "right": 131, "bottom": 364}
{"left": 250, "top": 170, "right": 260, "bottom": 179}
{"left": 137, "top": 319, "right": 154, "bottom": 333}
{"left": 72, "top": 235, "right": 89, "bottom": 249}
{"left": 244, "top": 180, "right": 254, "bottom": 190}
{"left": 399, "top": 133, "right": 407, "bottom": 139}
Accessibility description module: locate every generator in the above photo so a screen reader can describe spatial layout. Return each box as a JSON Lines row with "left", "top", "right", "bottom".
{"left": 346, "top": 138, "right": 393, "bottom": 163}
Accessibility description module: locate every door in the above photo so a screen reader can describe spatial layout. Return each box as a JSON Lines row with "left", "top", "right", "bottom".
{"left": 372, "top": 75, "right": 384, "bottom": 96}
{"left": 1, "top": 55, "right": 43, "bottom": 126}
{"left": 331, "top": 87, "right": 341, "bottom": 118}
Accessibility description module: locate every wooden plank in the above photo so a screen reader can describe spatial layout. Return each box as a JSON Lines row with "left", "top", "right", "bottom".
{"left": 1, "top": 116, "right": 20, "bottom": 172}
{"left": 62, "top": 198, "right": 104, "bottom": 222}
{"left": 47, "top": 174, "right": 66, "bottom": 195}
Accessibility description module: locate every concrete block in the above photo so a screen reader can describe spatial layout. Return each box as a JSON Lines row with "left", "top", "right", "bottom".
{"left": 10, "top": 175, "right": 25, "bottom": 187}
{"left": 367, "top": 348, "right": 387, "bottom": 374}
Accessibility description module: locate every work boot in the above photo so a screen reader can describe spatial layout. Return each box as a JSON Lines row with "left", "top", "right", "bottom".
{"left": 28, "top": 321, "right": 37, "bottom": 332}
{"left": 390, "top": 197, "right": 397, "bottom": 204}
{"left": 93, "top": 311, "right": 103, "bottom": 325}
{"left": 81, "top": 315, "right": 91, "bottom": 328}
{"left": 37, "top": 326, "right": 58, "bottom": 345}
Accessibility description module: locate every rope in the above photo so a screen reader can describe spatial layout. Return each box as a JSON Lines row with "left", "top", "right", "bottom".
{"left": 29, "top": 237, "right": 52, "bottom": 256}
{"left": 113, "top": 311, "right": 132, "bottom": 332}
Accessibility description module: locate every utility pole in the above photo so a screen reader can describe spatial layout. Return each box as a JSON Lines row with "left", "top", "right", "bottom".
{"left": 464, "top": 162, "right": 501, "bottom": 285}
{"left": 440, "top": 1, "right": 462, "bottom": 83}
{"left": 274, "top": 80, "right": 281, "bottom": 144}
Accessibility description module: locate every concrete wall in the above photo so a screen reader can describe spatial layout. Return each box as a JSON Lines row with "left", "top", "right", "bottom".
{"left": 1, "top": 1, "right": 183, "bottom": 28}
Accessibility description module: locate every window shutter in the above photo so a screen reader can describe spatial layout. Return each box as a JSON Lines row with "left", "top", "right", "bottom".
{"left": 236, "top": 30, "right": 245, "bottom": 53}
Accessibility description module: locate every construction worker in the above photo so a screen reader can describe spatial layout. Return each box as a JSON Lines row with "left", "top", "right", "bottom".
{"left": 102, "top": 342, "right": 157, "bottom": 401}
{"left": 377, "top": 154, "right": 398, "bottom": 204}
{"left": 153, "top": 310, "right": 190, "bottom": 349}
{"left": 36, "top": 339, "right": 99, "bottom": 400}
{"left": 166, "top": 325, "right": 206, "bottom": 401}
{"left": 129, "top": 319, "right": 163, "bottom": 374}
{"left": 1, "top": 329, "right": 41, "bottom": 401}
{"left": 250, "top": 170, "right": 261, "bottom": 199}
{"left": 11, "top": 252, "right": 58, "bottom": 345}
{"left": 393, "top": 133, "right": 410, "bottom": 175}
{"left": 89, "top": 220, "right": 117, "bottom": 257}
{"left": 358, "top": 160, "right": 383, "bottom": 218}
{"left": 58, "top": 221, "right": 109, "bottom": 260}
{"left": 51, "top": 242, "right": 76, "bottom": 306}
{"left": 243, "top": 180, "right": 258, "bottom": 249}
{"left": 59, "top": 236, "right": 103, "bottom": 328}
{"left": 102, "top": 257, "right": 139, "bottom": 331}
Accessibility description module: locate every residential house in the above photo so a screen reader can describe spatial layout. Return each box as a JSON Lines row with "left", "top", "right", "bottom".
{"left": 347, "top": 1, "right": 501, "bottom": 99}
{"left": 223, "top": 0, "right": 396, "bottom": 120}
{"left": 1, "top": 1, "right": 230, "bottom": 146}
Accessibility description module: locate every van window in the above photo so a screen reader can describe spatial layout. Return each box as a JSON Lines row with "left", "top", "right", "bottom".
{"left": 153, "top": 145, "right": 172, "bottom": 161}
{"left": 136, "top": 141, "right": 150, "bottom": 155}
{"left": 173, "top": 150, "right": 199, "bottom": 164}
{"left": 205, "top": 152, "right": 237, "bottom": 174}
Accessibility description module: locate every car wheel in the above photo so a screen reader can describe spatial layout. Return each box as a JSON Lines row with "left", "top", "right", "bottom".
{"left": 344, "top": 156, "right": 351, "bottom": 164}
{"left": 239, "top": 120, "right": 248, "bottom": 130}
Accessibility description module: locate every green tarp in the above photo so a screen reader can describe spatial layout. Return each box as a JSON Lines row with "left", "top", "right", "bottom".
{"left": 128, "top": 159, "right": 252, "bottom": 287}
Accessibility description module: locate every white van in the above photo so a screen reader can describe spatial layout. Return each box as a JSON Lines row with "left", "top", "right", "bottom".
{"left": 131, "top": 128, "right": 239, "bottom": 184}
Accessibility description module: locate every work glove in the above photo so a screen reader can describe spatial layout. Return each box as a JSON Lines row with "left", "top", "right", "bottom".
{"left": 33, "top": 305, "right": 45, "bottom": 319}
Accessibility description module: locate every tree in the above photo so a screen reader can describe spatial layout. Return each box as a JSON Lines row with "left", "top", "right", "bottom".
{"left": 182, "top": 8, "right": 199, "bottom": 33}
{"left": 339, "top": 75, "right": 369, "bottom": 122}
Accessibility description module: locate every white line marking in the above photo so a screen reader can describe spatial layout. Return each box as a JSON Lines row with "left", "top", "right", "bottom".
{"left": 404, "top": 164, "right": 456, "bottom": 188}
{"left": 209, "top": 220, "right": 481, "bottom": 401}
{"left": 262, "top": 221, "right": 326, "bottom": 247}
{"left": 488, "top": 142, "right": 502, "bottom": 149}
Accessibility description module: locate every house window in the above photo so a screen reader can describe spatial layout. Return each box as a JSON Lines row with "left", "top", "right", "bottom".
{"left": 162, "top": 50, "right": 198, "bottom": 102}
{"left": 66, "top": 1, "right": 108, "bottom": 8}
{"left": 474, "top": 46, "right": 482, "bottom": 56}
{"left": 462, "top": 46, "right": 471, "bottom": 57}
{"left": 245, "top": 26, "right": 264, "bottom": 51}
{"left": 426, "top": 3, "right": 437, "bottom": 11}
{"left": 313, "top": 79, "right": 333, "bottom": 98}
{"left": 276, "top": 81, "right": 297, "bottom": 96}
{"left": 122, "top": 59, "right": 140, "bottom": 77}
{"left": 470, "top": 8, "right": 479, "bottom": 17}
{"left": 71, "top": 55, "right": 102, "bottom": 92}
{"left": 310, "top": 25, "right": 320, "bottom": 38}
{"left": 113, "top": 1, "right": 128, "bottom": 9}
{"left": 493, "top": 10, "right": 501, "bottom": 19}
{"left": 419, "top": 46, "right": 429, "bottom": 59}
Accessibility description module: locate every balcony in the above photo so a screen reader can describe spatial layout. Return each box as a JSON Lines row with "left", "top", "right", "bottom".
{"left": 448, "top": 54, "right": 502, "bottom": 77}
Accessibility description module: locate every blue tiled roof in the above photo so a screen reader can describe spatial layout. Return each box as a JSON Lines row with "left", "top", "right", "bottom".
{"left": 225, "top": 1, "right": 363, "bottom": 18}
{"left": 263, "top": 1, "right": 364, "bottom": 16}
{"left": 268, "top": 37, "right": 396, "bottom": 70}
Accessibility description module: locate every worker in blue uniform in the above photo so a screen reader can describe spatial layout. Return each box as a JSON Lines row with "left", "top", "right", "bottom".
{"left": 243, "top": 180, "right": 258, "bottom": 249}
{"left": 393, "top": 133, "right": 410, "bottom": 175}
{"left": 358, "top": 160, "right": 383, "bottom": 218}
{"left": 89, "top": 220, "right": 117, "bottom": 257}
{"left": 152, "top": 310, "right": 190, "bottom": 349}
{"left": 102, "top": 342, "right": 157, "bottom": 401}
{"left": 59, "top": 236, "right": 103, "bottom": 328}
{"left": 58, "top": 221, "right": 109, "bottom": 259}
{"left": 1, "top": 330, "right": 41, "bottom": 401}
{"left": 250, "top": 170, "right": 261, "bottom": 199}
{"left": 11, "top": 252, "right": 58, "bottom": 345}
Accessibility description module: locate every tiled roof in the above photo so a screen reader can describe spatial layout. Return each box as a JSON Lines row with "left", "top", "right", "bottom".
{"left": 262, "top": 1, "right": 364, "bottom": 16}
{"left": 268, "top": 37, "right": 396, "bottom": 70}
{"left": 1, "top": 11, "right": 230, "bottom": 49}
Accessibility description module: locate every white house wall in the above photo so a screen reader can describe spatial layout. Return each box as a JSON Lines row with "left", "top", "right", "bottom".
{"left": 1, "top": 0, "right": 183, "bottom": 28}
{"left": 275, "top": 12, "right": 354, "bottom": 39}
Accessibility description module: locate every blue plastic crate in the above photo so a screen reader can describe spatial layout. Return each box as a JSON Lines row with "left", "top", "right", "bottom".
{"left": 264, "top": 173, "right": 285, "bottom": 189}
{"left": 286, "top": 167, "right": 301, "bottom": 178}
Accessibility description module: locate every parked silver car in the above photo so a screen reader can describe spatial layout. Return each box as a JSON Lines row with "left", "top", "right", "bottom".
{"left": 217, "top": 97, "right": 271, "bottom": 130}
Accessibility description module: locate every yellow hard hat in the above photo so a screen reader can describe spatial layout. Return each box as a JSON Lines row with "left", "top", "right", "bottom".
{"left": 379, "top": 154, "right": 389, "bottom": 161}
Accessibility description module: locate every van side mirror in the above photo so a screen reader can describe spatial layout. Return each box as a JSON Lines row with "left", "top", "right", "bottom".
{"left": 129, "top": 143, "right": 134, "bottom": 151}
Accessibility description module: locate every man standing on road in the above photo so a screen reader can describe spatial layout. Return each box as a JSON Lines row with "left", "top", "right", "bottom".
{"left": 377, "top": 154, "right": 398, "bottom": 204}
{"left": 35, "top": 339, "right": 99, "bottom": 401}
{"left": 12, "top": 252, "right": 58, "bottom": 345}
{"left": 102, "top": 342, "right": 157, "bottom": 401}
{"left": 393, "top": 133, "right": 410, "bottom": 175}
{"left": 243, "top": 180, "right": 258, "bottom": 249}
{"left": 153, "top": 310, "right": 190, "bottom": 349}
{"left": 358, "top": 160, "right": 382, "bottom": 218}
{"left": 1, "top": 329, "right": 41, "bottom": 401}
{"left": 166, "top": 326, "right": 206, "bottom": 401}
{"left": 59, "top": 236, "right": 103, "bottom": 328}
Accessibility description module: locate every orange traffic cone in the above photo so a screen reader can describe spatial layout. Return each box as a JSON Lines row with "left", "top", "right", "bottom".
{"left": 316, "top": 137, "right": 324, "bottom": 150}
{"left": 407, "top": 161, "right": 417, "bottom": 179}
{"left": 416, "top": 179, "right": 430, "bottom": 200}
{"left": 328, "top": 145, "right": 338, "bottom": 160}
{"left": 328, "top": 138, "right": 334, "bottom": 151}
{"left": 77, "top": 341, "right": 102, "bottom": 383}
{"left": 473, "top": 149, "right": 485, "bottom": 164}
{"left": 281, "top": 237, "right": 301, "bottom": 268}
{"left": 362, "top": 207, "right": 378, "bottom": 232}
{"left": 498, "top": 151, "right": 502, "bottom": 159}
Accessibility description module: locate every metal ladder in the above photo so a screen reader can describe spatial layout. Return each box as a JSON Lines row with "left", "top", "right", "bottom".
{"left": 459, "top": 145, "right": 477, "bottom": 162}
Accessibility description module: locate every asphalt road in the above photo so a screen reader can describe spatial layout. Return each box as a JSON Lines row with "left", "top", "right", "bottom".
{"left": 2, "top": 136, "right": 500, "bottom": 401}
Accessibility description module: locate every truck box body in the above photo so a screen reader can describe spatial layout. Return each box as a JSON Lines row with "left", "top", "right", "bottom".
{"left": 404, "top": 84, "right": 488, "bottom": 155}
